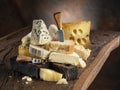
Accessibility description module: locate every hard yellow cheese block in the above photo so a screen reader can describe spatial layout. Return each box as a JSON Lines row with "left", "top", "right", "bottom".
{"left": 62, "top": 21, "right": 91, "bottom": 48}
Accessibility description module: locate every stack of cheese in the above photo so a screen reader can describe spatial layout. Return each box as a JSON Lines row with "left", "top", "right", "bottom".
{"left": 18, "top": 19, "right": 91, "bottom": 83}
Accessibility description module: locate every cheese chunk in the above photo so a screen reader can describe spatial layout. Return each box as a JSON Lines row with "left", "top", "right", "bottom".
{"left": 49, "top": 52, "right": 86, "bottom": 67}
{"left": 40, "top": 68, "right": 63, "bottom": 81}
{"left": 21, "top": 32, "right": 31, "bottom": 48}
{"left": 62, "top": 21, "right": 91, "bottom": 48}
{"left": 18, "top": 45, "right": 32, "bottom": 57}
{"left": 57, "top": 78, "right": 68, "bottom": 84}
{"left": 31, "top": 19, "right": 51, "bottom": 45}
{"left": 29, "top": 44, "right": 50, "bottom": 59}
{"left": 48, "top": 24, "right": 58, "bottom": 39}
{"left": 45, "top": 40, "right": 74, "bottom": 54}
{"left": 75, "top": 45, "right": 91, "bottom": 61}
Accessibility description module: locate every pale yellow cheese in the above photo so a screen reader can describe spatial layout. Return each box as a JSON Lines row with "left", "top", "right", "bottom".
{"left": 75, "top": 45, "right": 91, "bottom": 61}
{"left": 44, "top": 40, "right": 74, "bottom": 54}
{"left": 40, "top": 68, "right": 63, "bottom": 81}
{"left": 62, "top": 21, "right": 91, "bottom": 48}
{"left": 49, "top": 52, "right": 86, "bottom": 68}
{"left": 18, "top": 45, "right": 33, "bottom": 57}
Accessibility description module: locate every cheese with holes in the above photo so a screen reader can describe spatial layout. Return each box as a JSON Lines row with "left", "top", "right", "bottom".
{"left": 29, "top": 44, "right": 50, "bottom": 59}
{"left": 45, "top": 40, "right": 74, "bottom": 54}
{"left": 40, "top": 68, "right": 63, "bottom": 81}
{"left": 62, "top": 21, "right": 91, "bottom": 48}
{"left": 49, "top": 52, "right": 86, "bottom": 68}
{"left": 75, "top": 45, "right": 91, "bottom": 61}
{"left": 31, "top": 19, "right": 51, "bottom": 45}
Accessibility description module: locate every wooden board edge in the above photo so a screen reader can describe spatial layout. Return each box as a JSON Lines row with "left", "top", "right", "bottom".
{"left": 0, "top": 26, "right": 31, "bottom": 41}
{"left": 73, "top": 36, "right": 120, "bottom": 90}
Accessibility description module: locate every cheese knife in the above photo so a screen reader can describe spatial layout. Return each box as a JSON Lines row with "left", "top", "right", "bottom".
{"left": 54, "top": 12, "right": 64, "bottom": 42}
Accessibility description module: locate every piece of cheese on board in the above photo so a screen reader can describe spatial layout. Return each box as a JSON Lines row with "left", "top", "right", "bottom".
{"left": 29, "top": 44, "right": 50, "bottom": 59}
{"left": 62, "top": 21, "right": 91, "bottom": 48}
{"left": 21, "top": 32, "right": 31, "bottom": 48}
{"left": 45, "top": 40, "right": 74, "bottom": 54}
{"left": 18, "top": 45, "right": 33, "bottom": 57}
{"left": 75, "top": 45, "right": 91, "bottom": 61}
{"left": 49, "top": 52, "right": 86, "bottom": 68}
{"left": 31, "top": 19, "right": 51, "bottom": 45}
{"left": 40, "top": 68, "right": 63, "bottom": 81}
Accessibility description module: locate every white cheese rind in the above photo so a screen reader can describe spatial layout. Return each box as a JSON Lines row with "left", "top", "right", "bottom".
{"left": 31, "top": 19, "right": 51, "bottom": 45}
{"left": 29, "top": 44, "right": 50, "bottom": 59}
{"left": 49, "top": 52, "right": 86, "bottom": 67}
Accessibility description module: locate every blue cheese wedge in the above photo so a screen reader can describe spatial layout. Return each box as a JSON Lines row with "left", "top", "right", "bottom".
{"left": 49, "top": 52, "right": 86, "bottom": 68}
{"left": 29, "top": 44, "right": 50, "bottom": 59}
{"left": 31, "top": 19, "right": 51, "bottom": 45}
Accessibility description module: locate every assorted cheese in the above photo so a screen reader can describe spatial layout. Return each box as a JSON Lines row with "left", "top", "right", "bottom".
{"left": 16, "top": 18, "right": 91, "bottom": 83}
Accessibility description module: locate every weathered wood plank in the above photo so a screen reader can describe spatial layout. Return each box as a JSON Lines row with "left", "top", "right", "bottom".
{"left": 0, "top": 27, "right": 119, "bottom": 90}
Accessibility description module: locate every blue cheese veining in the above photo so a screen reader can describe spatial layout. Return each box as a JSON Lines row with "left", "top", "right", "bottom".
{"left": 31, "top": 19, "right": 51, "bottom": 45}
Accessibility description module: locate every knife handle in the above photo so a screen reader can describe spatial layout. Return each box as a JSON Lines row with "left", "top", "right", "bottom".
{"left": 54, "top": 12, "right": 62, "bottom": 30}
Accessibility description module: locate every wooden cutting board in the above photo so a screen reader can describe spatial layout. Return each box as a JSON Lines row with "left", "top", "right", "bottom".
{"left": 0, "top": 26, "right": 119, "bottom": 90}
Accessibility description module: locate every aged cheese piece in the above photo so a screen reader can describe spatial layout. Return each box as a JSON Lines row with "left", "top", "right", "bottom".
{"left": 45, "top": 40, "right": 74, "bottom": 54}
{"left": 75, "top": 45, "right": 91, "bottom": 61}
{"left": 21, "top": 32, "right": 31, "bottom": 48}
{"left": 18, "top": 45, "right": 33, "bottom": 57}
{"left": 31, "top": 19, "right": 51, "bottom": 45}
{"left": 62, "top": 21, "right": 91, "bottom": 48}
{"left": 49, "top": 52, "right": 86, "bottom": 67}
{"left": 40, "top": 68, "right": 63, "bottom": 81}
{"left": 29, "top": 44, "right": 50, "bottom": 59}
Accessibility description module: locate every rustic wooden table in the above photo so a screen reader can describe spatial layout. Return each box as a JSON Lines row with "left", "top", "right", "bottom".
{"left": 0, "top": 26, "right": 119, "bottom": 90}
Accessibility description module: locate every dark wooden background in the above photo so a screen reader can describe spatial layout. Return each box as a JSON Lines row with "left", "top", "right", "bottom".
{"left": 0, "top": 0, "right": 120, "bottom": 89}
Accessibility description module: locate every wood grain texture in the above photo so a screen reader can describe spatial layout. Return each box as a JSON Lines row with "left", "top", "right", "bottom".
{"left": 0, "top": 27, "right": 119, "bottom": 90}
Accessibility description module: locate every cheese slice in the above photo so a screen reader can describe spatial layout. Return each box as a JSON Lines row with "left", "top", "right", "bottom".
{"left": 62, "top": 21, "right": 91, "bottom": 48}
{"left": 40, "top": 68, "right": 63, "bottom": 81}
{"left": 29, "top": 44, "right": 50, "bottom": 59}
{"left": 45, "top": 40, "right": 74, "bottom": 54}
{"left": 75, "top": 45, "right": 91, "bottom": 61}
{"left": 31, "top": 19, "right": 51, "bottom": 45}
{"left": 49, "top": 52, "right": 86, "bottom": 68}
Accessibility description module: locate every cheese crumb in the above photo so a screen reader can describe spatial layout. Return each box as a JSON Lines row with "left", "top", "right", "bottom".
{"left": 22, "top": 76, "right": 32, "bottom": 82}
{"left": 56, "top": 78, "right": 68, "bottom": 84}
